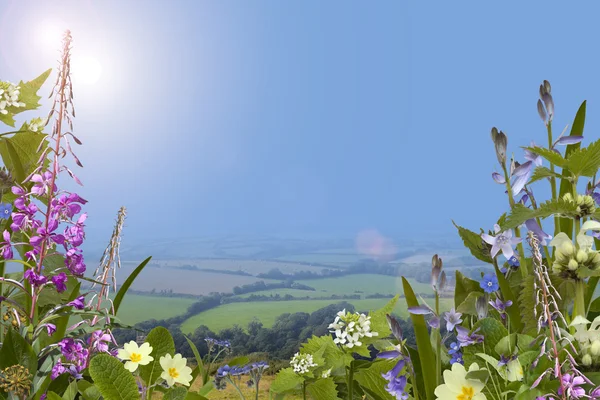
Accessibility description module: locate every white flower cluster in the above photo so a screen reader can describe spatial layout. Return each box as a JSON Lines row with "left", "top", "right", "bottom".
{"left": 0, "top": 82, "right": 25, "bottom": 115}
{"left": 328, "top": 309, "right": 378, "bottom": 348}
{"left": 290, "top": 352, "right": 317, "bottom": 375}
{"left": 27, "top": 117, "right": 45, "bottom": 133}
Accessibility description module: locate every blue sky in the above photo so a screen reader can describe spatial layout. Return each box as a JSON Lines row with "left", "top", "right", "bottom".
{"left": 1, "top": 1, "right": 600, "bottom": 249}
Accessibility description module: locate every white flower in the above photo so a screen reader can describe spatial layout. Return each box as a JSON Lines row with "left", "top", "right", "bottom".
{"left": 160, "top": 353, "right": 193, "bottom": 386}
{"left": 321, "top": 368, "right": 332, "bottom": 378}
{"left": 27, "top": 118, "right": 45, "bottom": 133}
{"left": 117, "top": 341, "right": 154, "bottom": 372}
{"left": 328, "top": 310, "right": 378, "bottom": 348}
{"left": 435, "top": 363, "right": 486, "bottom": 400}
{"left": 290, "top": 352, "right": 317, "bottom": 375}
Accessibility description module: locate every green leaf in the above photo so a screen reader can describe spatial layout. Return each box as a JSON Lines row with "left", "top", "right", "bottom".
{"left": 501, "top": 198, "right": 579, "bottom": 231}
{"left": 306, "top": 378, "right": 341, "bottom": 400}
{"left": 77, "top": 380, "right": 101, "bottom": 400}
{"left": 518, "top": 351, "right": 538, "bottom": 367}
{"left": 473, "top": 318, "right": 509, "bottom": 352}
{"left": 565, "top": 138, "right": 600, "bottom": 177}
{"left": 559, "top": 101, "right": 586, "bottom": 238}
{"left": 163, "top": 387, "right": 188, "bottom": 400}
{"left": 0, "top": 70, "right": 51, "bottom": 127}
{"left": 494, "top": 334, "right": 516, "bottom": 356}
{"left": 402, "top": 277, "right": 435, "bottom": 400}
{"left": 524, "top": 146, "right": 567, "bottom": 168}
{"left": 494, "top": 264, "right": 523, "bottom": 332}
{"left": 139, "top": 326, "right": 176, "bottom": 387}
{"left": 114, "top": 256, "right": 152, "bottom": 315}
{"left": 62, "top": 380, "right": 78, "bottom": 400}
{"left": 454, "top": 270, "right": 483, "bottom": 309}
{"left": 270, "top": 368, "right": 304, "bottom": 394}
{"left": 528, "top": 166, "right": 564, "bottom": 185}
{"left": 0, "top": 131, "right": 47, "bottom": 184}
{"left": 453, "top": 221, "right": 493, "bottom": 264}
{"left": 45, "top": 393, "right": 63, "bottom": 400}
{"left": 369, "top": 295, "right": 399, "bottom": 338}
{"left": 197, "top": 381, "right": 213, "bottom": 397}
{"left": 184, "top": 393, "right": 209, "bottom": 400}
{"left": 89, "top": 354, "right": 140, "bottom": 400}
{"left": 183, "top": 335, "right": 205, "bottom": 387}
{"left": 0, "top": 328, "right": 37, "bottom": 375}
{"left": 456, "top": 291, "right": 481, "bottom": 316}
{"left": 300, "top": 335, "right": 352, "bottom": 374}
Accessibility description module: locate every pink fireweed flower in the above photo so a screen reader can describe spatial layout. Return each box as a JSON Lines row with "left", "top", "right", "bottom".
{"left": 65, "top": 247, "right": 86, "bottom": 275}
{"left": 0, "top": 230, "right": 12, "bottom": 259}
{"left": 24, "top": 269, "right": 48, "bottom": 287}
{"left": 88, "top": 330, "right": 113, "bottom": 353}
{"left": 51, "top": 193, "right": 87, "bottom": 220}
{"left": 30, "top": 219, "right": 65, "bottom": 247}
{"left": 64, "top": 213, "right": 86, "bottom": 247}
{"left": 52, "top": 272, "right": 68, "bottom": 292}
{"left": 481, "top": 224, "right": 521, "bottom": 260}
{"left": 31, "top": 171, "right": 56, "bottom": 196}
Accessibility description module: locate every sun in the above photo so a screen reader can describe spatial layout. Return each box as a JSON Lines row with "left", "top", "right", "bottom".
{"left": 72, "top": 56, "right": 103, "bottom": 85}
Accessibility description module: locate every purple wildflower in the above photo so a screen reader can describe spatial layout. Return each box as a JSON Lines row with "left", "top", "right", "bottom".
{"left": 481, "top": 224, "right": 521, "bottom": 260}
{"left": 480, "top": 273, "right": 499, "bottom": 293}
{"left": 443, "top": 308, "right": 462, "bottom": 332}
{"left": 456, "top": 325, "right": 484, "bottom": 347}
{"left": 558, "top": 374, "right": 586, "bottom": 399}
{"left": 30, "top": 218, "right": 65, "bottom": 247}
{"left": 428, "top": 316, "right": 440, "bottom": 329}
{"left": 448, "top": 342, "right": 460, "bottom": 355}
{"left": 449, "top": 352, "right": 463, "bottom": 365}
{"left": 68, "top": 296, "right": 85, "bottom": 310}
{"left": 52, "top": 272, "right": 68, "bottom": 293}
{"left": 492, "top": 172, "right": 505, "bottom": 184}
{"left": 0, "top": 230, "right": 12, "bottom": 259}
{"left": 88, "top": 330, "right": 113, "bottom": 353}
{"left": 31, "top": 171, "right": 56, "bottom": 196}
{"left": 24, "top": 269, "right": 48, "bottom": 287}
{"left": 65, "top": 247, "right": 86, "bottom": 275}
{"left": 554, "top": 136, "right": 584, "bottom": 147}
{"left": 11, "top": 200, "right": 39, "bottom": 232}
{"left": 64, "top": 213, "right": 86, "bottom": 247}
{"left": 489, "top": 298, "right": 513, "bottom": 319}
{"left": 46, "top": 323, "right": 56, "bottom": 336}
{"left": 51, "top": 193, "right": 87, "bottom": 220}
{"left": 525, "top": 219, "right": 552, "bottom": 246}
{"left": 385, "top": 375, "right": 409, "bottom": 400}
{"left": 51, "top": 360, "right": 66, "bottom": 380}
{"left": 382, "top": 359, "right": 405, "bottom": 382}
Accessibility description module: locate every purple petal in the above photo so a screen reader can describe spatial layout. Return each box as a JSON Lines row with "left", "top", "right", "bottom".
{"left": 492, "top": 172, "right": 505, "bottom": 184}
{"left": 512, "top": 172, "right": 530, "bottom": 196}
{"left": 555, "top": 136, "right": 584, "bottom": 146}
{"left": 428, "top": 316, "right": 440, "bottom": 329}
{"left": 377, "top": 350, "right": 401, "bottom": 359}
{"left": 513, "top": 161, "right": 533, "bottom": 177}
{"left": 408, "top": 306, "right": 433, "bottom": 315}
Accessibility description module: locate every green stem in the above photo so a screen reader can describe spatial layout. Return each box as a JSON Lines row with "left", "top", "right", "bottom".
{"left": 255, "top": 376, "right": 260, "bottom": 400}
{"left": 575, "top": 279, "right": 586, "bottom": 318}
{"left": 348, "top": 364, "right": 354, "bottom": 400}
{"left": 303, "top": 380, "right": 307, "bottom": 400}
{"left": 501, "top": 163, "right": 528, "bottom": 278}
{"left": 229, "top": 378, "right": 247, "bottom": 400}
{"left": 435, "top": 292, "right": 441, "bottom": 387}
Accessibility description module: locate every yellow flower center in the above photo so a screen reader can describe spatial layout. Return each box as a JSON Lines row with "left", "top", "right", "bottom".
{"left": 130, "top": 353, "right": 142, "bottom": 363}
{"left": 457, "top": 386, "right": 474, "bottom": 400}
{"left": 168, "top": 367, "right": 179, "bottom": 378}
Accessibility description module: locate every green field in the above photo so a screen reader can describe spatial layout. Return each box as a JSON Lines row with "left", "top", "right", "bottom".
{"left": 181, "top": 297, "right": 453, "bottom": 333}
{"left": 298, "top": 274, "right": 432, "bottom": 295}
{"left": 115, "top": 295, "right": 196, "bottom": 325}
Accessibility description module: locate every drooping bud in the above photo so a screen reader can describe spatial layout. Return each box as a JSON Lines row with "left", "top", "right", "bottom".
{"left": 538, "top": 80, "right": 554, "bottom": 124}
{"left": 431, "top": 254, "right": 443, "bottom": 291}
{"left": 576, "top": 249, "right": 588, "bottom": 264}
{"left": 438, "top": 271, "right": 447, "bottom": 292}
{"left": 491, "top": 127, "right": 508, "bottom": 165}
{"left": 476, "top": 296, "right": 488, "bottom": 320}
{"left": 591, "top": 340, "right": 600, "bottom": 356}
{"left": 386, "top": 313, "right": 403, "bottom": 342}
{"left": 537, "top": 99, "right": 547, "bottom": 123}
{"left": 567, "top": 259, "right": 579, "bottom": 271}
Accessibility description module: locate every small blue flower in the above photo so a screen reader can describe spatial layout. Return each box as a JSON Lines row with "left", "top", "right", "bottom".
{"left": 480, "top": 273, "right": 499, "bottom": 293}
{"left": 0, "top": 203, "right": 11, "bottom": 220}
{"left": 507, "top": 256, "right": 520, "bottom": 268}
{"left": 450, "top": 351, "right": 464, "bottom": 365}
{"left": 448, "top": 342, "right": 460, "bottom": 355}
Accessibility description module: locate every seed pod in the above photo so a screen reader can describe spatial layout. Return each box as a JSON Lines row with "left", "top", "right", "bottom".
{"left": 491, "top": 127, "right": 508, "bottom": 165}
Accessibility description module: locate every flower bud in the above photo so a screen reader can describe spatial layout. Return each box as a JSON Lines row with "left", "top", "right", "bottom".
{"left": 431, "top": 254, "right": 442, "bottom": 290}
{"left": 537, "top": 99, "right": 547, "bottom": 123}
{"left": 491, "top": 127, "right": 508, "bottom": 165}
{"left": 591, "top": 340, "right": 600, "bottom": 356}
{"left": 559, "top": 241, "right": 576, "bottom": 257}
{"left": 568, "top": 259, "right": 579, "bottom": 271}
{"left": 563, "top": 193, "right": 574, "bottom": 203}
{"left": 476, "top": 296, "right": 488, "bottom": 320}
{"left": 577, "top": 250, "right": 589, "bottom": 264}
{"left": 583, "top": 353, "right": 593, "bottom": 366}
{"left": 552, "top": 263, "right": 562, "bottom": 274}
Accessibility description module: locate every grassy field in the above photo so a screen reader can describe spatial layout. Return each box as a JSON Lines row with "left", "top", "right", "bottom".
{"left": 114, "top": 295, "right": 197, "bottom": 325}
{"left": 235, "top": 288, "right": 332, "bottom": 298}
{"left": 181, "top": 297, "right": 453, "bottom": 334}
{"left": 298, "top": 274, "right": 432, "bottom": 296}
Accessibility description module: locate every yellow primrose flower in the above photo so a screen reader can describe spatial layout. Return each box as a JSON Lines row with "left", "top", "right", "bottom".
{"left": 160, "top": 354, "right": 193, "bottom": 387}
{"left": 506, "top": 359, "right": 523, "bottom": 382}
{"left": 435, "top": 363, "right": 486, "bottom": 400}
{"left": 117, "top": 341, "right": 154, "bottom": 372}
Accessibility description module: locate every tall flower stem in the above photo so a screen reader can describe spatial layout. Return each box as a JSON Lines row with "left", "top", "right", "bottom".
{"left": 302, "top": 380, "right": 307, "bottom": 400}
{"left": 347, "top": 364, "right": 354, "bottom": 400}
{"left": 501, "top": 163, "right": 528, "bottom": 278}
{"left": 435, "top": 292, "right": 441, "bottom": 387}
{"left": 574, "top": 279, "right": 586, "bottom": 318}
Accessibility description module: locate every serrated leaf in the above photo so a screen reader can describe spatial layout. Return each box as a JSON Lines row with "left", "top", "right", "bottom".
{"left": 270, "top": 368, "right": 304, "bottom": 394}
{"left": 565, "top": 138, "right": 600, "bottom": 177}
{"left": 501, "top": 199, "right": 579, "bottom": 231}
{"left": 0, "top": 328, "right": 37, "bottom": 375}
{"left": 453, "top": 221, "right": 493, "bottom": 263}
{"left": 163, "top": 387, "right": 188, "bottom": 400}
{"left": 0, "top": 70, "right": 51, "bottom": 127}
{"left": 354, "top": 359, "right": 396, "bottom": 400}
{"left": 0, "top": 131, "right": 47, "bottom": 184}
{"left": 524, "top": 146, "right": 567, "bottom": 168}
{"left": 528, "top": 166, "right": 564, "bottom": 185}
{"left": 139, "top": 326, "right": 175, "bottom": 387}
{"left": 306, "top": 377, "right": 342, "bottom": 400}
{"left": 369, "top": 295, "right": 399, "bottom": 338}
{"left": 455, "top": 270, "right": 484, "bottom": 309}
{"left": 300, "top": 335, "right": 352, "bottom": 374}
{"left": 89, "top": 354, "right": 140, "bottom": 400}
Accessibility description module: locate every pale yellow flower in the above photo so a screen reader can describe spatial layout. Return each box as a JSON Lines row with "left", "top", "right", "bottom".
{"left": 117, "top": 341, "right": 154, "bottom": 372}
{"left": 435, "top": 363, "right": 486, "bottom": 400}
{"left": 160, "top": 354, "right": 193, "bottom": 387}
{"left": 506, "top": 359, "right": 523, "bottom": 382}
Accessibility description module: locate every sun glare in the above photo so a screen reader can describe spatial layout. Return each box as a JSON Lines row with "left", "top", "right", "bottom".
{"left": 71, "top": 56, "right": 103, "bottom": 85}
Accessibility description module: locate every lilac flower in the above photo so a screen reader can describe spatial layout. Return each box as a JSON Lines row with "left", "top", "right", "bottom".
{"left": 481, "top": 224, "right": 521, "bottom": 259}
{"left": 0, "top": 230, "right": 12, "bottom": 259}
{"left": 30, "top": 219, "right": 65, "bottom": 247}
{"left": 447, "top": 342, "right": 460, "bottom": 355}
{"left": 497, "top": 354, "right": 512, "bottom": 367}
{"left": 449, "top": 352, "right": 463, "bottom": 365}
{"left": 456, "top": 325, "right": 484, "bottom": 347}
{"left": 51, "top": 360, "right": 66, "bottom": 380}
{"left": 590, "top": 387, "right": 600, "bottom": 400}
{"left": 64, "top": 213, "right": 86, "bottom": 247}
{"left": 10, "top": 201, "right": 40, "bottom": 232}
{"left": 68, "top": 296, "right": 85, "bottom": 310}
{"left": 558, "top": 374, "right": 586, "bottom": 399}
{"left": 65, "top": 248, "right": 86, "bottom": 275}
{"left": 385, "top": 375, "right": 409, "bottom": 400}
{"left": 554, "top": 136, "right": 584, "bottom": 147}
{"left": 511, "top": 143, "right": 543, "bottom": 195}
{"left": 88, "top": 330, "right": 113, "bottom": 353}
{"left": 489, "top": 298, "right": 513, "bottom": 319}
{"left": 480, "top": 273, "right": 499, "bottom": 293}
{"left": 31, "top": 171, "right": 56, "bottom": 196}
{"left": 443, "top": 308, "right": 463, "bottom": 332}
{"left": 428, "top": 316, "right": 440, "bottom": 329}
{"left": 378, "top": 349, "right": 402, "bottom": 359}
{"left": 524, "top": 143, "right": 543, "bottom": 166}
{"left": 525, "top": 219, "right": 552, "bottom": 246}
{"left": 492, "top": 172, "right": 505, "bottom": 184}
{"left": 0, "top": 203, "right": 11, "bottom": 219}
{"left": 52, "top": 272, "right": 68, "bottom": 293}
{"left": 24, "top": 269, "right": 48, "bottom": 287}
{"left": 46, "top": 323, "right": 56, "bottom": 336}
{"left": 381, "top": 359, "right": 405, "bottom": 382}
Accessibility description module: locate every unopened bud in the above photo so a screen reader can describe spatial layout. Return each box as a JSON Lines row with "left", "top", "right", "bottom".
{"left": 431, "top": 254, "right": 442, "bottom": 290}
{"left": 552, "top": 263, "right": 562, "bottom": 274}
{"left": 591, "top": 340, "right": 600, "bottom": 356}
{"left": 583, "top": 353, "right": 593, "bottom": 366}
{"left": 491, "top": 127, "right": 508, "bottom": 165}
{"left": 559, "top": 241, "right": 576, "bottom": 257}
{"left": 476, "top": 296, "right": 488, "bottom": 320}
{"left": 438, "top": 271, "right": 447, "bottom": 292}
{"left": 537, "top": 99, "right": 547, "bottom": 123}
{"left": 568, "top": 259, "right": 579, "bottom": 271}
{"left": 563, "top": 193, "right": 574, "bottom": 203}
{"left": 577, "top": 250, "right": 588, "bottom": 264}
